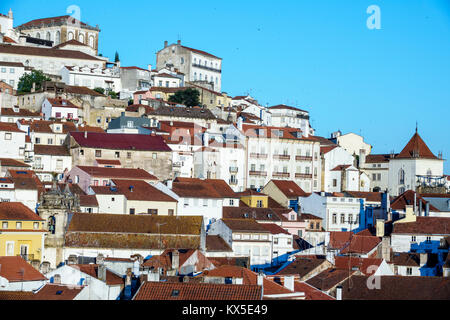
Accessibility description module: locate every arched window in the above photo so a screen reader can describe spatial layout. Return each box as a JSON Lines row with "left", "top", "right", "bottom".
{"left": 46, "top": 32, "right": 51, "bottom": 41}
{"left": 68, "top": 32, "right": 74, "bottom": 40}
{"left": 398, "top": 187, "right": 405, "bottom": 195}
{"left": 399, "top": 169, "right": 405, "bottom": 185}
{"left": 79, "top": 33, "right": 84, "bottom": 43}
{"left": 205, "top": 75, "right": 208, "bottom": 81}
{"left": 426, "top": 169, "right": 432, "bottom": 177}
{"left": 194, "top": 72, "right": 197, "bottom": 81}
{"left": 89, "top": 35, "right": 95, "bottom": 48}
{"left": 36, "top": 32, "right": 41, "bottom": 39}
{"left": 199, "top": 73, "right": 202, "bottom": 80}
{"left": 55, "top": 31, "right": 61, "bottom": 45}
{"left": 332, "top": 213, "right": 337, "bottom": 224}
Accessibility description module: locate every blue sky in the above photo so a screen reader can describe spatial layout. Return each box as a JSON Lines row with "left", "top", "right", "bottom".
{"left": 3, "top": 0, "right": 450, "bottom": 172}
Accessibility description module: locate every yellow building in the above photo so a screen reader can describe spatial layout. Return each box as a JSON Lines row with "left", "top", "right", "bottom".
{"left": 0, "top": 202, "right": 46, "bottom": 262}
{"left": 236, "top": 190, "right": 269, "bottom": 208}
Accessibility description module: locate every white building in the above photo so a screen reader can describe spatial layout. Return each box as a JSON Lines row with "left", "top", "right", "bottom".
{"left": 268, "top": 105, "right": 314, "bottom": 137}
{"left": 0, "top": 61, "right": 27, "bottom": 90}
{"left": 32, "top": 145, "right": 72, "bottom": 182}
{"left": 388, "top": 130, "right": 444, "bottom": 197}
{"left": 153, "top": 72, "right": 182, "bottom": 88}
{"left": 41, "top": 97, "right": 81, "bottom": 122}
{"left": 329, "top": 131, "right": 372, "bottom": 158}
{"left": 61, "top": 65, "right": 122, "bottom": 93}
{"left": 156, "top": 40, "right": 222, "bottom": 92}
{"left": 0, "top": 122, "right": 26, "bottom": 159}
{"left": 208, "top": 218, "right": 272, "bottom": 267}
{"left": 299, "top": 192, "right": 362, "bottom": 232}
{"left": 360, "top": 153, "right": 391, "bottom": 192}
{"left": 260, "top": 223, "right": 295, "bottom": 264}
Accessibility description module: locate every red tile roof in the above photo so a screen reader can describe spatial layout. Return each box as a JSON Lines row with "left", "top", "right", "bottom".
{"left": 365, "top": 154, "right": 392, "bottom": 163}
{"left": 392, "top": 217, "right": 450, "bottom": 235}
{"left": 331, "top": 164, "right": 353, "bottom": 171}
{"left": 134, "top": 282, "right": 261, "bottom": 300}
{"left": 396, "top": 132, "right": 438, "bottom": 160}
{"left": 340, "top": 235, "right": 381, "bottom": 255}
{"left": 0, "top": 108, "right": 40, "bottom": 117}
{"left": 76, "top": 166, "right": 158, "bottom": 180}
{"left": 345, "top": 191, "right": 383, "bottom": 203}
{"left": 17, "top": 15, "right": 95, "bottom": 29}
{"left": 0, "top": 122, "right": 25, "bottom": 133}
{"left": 334, "top": 256, "right": 383, "bottom": 275}
{"left": 70, "top": 264, "right": 123, "bottom": 286}
{"left": 0, "top": 44, "right": 101, "bottom": 61}
{"left": 47, "top": 98, "right": 79, "bottom": 109}
{"left": 328, "top": 231, "right": 353, "bottom": 250}
{"left": 0, "top": 202, "right": 44, "bottom": 221}
{"left": 95, "top": 159, "right": 121, "bottom": 166}
{"left": 268, "top": 180, "right": 308, "bottom": 198}
{"left": 221, "top": 219, "right": 270, "bottom": 233}
{"left": 206, "top": 235, "right": 233, "bottom": 252}
{"left": 79, "top": 195, "right": 98, "bottom": 207}
{"left": 181, "top": 45, "right": 221, "bottom": 59}
{"left": 293, "top": 281, "right": 335, "bottom": 300}
{"left": 391, "top": 190, "right": 439, "bottom": 212}
{"left": 260, "top": 223, "right": 291, "bottom": 235}
{"left": 34, "top": 145, "right": 70, "bottom": 156}
{"left": 110, "top": 179, "right": 177, "bottom": 202}
{"left": 0, "top": 158, "right": 30, "bottom": 168}
{"left": 53, "top": 39, "right": 88, "bottom": 49}
{"left": 0, "top": 256, "right": 46, "bottom": 282}
{"left": 306, "top": 268, "right": 355, "bottom": 291}
{"left": 33, "top": 284, "right": 84, "bottom": 300}
{"left": 204, "top": 265, "right": 292, "bottom": 295}
{"left": 320, "top": 145, "right": 338, "bottom": 155}
{"left": 70, "top": 131, "right": 171, "bottom": 151}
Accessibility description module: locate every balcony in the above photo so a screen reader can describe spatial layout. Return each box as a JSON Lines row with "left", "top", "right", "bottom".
{"left": 229, "top": 179, "right": 238, "bottom": 185}
{"left": 192, "top": 63, "right": 222, "bottom": 73}
{"left": 229, "top": 167, "right": 239, "bottom": 173}
{"left": 250, "top": 153, "right": 268, "bottom": 159}
{"left": 273, "top": 155, "right": 291, "bottom": 161}
{"left": 273, "top": 172, "right": 290, "bottom": 178}
{"left": 296, "top": 156, "right": 313, "bottom": 161}
{"left": 249, "top": 171, "right": 267, "bottom": 177}
{"left": 295, "top": 173, "right": 313, "bottom": 179}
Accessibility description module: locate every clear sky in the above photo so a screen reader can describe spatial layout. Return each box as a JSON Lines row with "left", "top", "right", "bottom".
{"left": 3, "top": 0, "right": 450, "bottom": 172}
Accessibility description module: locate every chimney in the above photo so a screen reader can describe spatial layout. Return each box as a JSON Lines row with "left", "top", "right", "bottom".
{"left": 148, "top": 64, "right": 152, "bottom": 71}
{"left": 96, "top": 253, "right": 105, "bottom": 265}
{"left": 183, "top": 276, "right": 190, "bottom": 283}
{"left": 203, "top": 132, "right": 209, "bottom": 147}
{"left": 125, "top": 268, "right": 132, "bottom": 286}
{"left": 67, "top": 255, "right": 78, "bottom": 265}
{"left": 98, "top": 264, "right": 107, "bottom": 282}
{"left": 172, "top": 250, "right": 180, "bottom": 272}
{"left": 177, "top": 40, "right": 181, "bottom": 45}
{"left": 164, "top": 41, "right": 168, "bottom": 48}
{"left": 336, "top": 285, "right": 342, "bottom": 300}
{"left": 376, "top": 219, "right": 385, "bottom": 237}
{"left": 84, "top": 131, "right": 87, "bottom": 139}
{"left": 8, "top": 8, "right": 13, "bottom": 19}
{"left": 419, "top": 253, "right": 428, "bottom": 267}
{"left": 53, "top": 274, "right": 61, "bottom": 284}
{"left": 284, "top": 276, "right": 295, "bottom": 292}
{"left": 257, "top": 272, "right": 264, "bottom": 297}
{"left": 166, "top": 180, "right": 173, "bottom": 189}
{"left": 359, "top": 149, "right": 366, "bottom": 168}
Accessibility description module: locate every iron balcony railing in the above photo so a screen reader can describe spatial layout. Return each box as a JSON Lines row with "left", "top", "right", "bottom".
{"left": 250, "top": 153, "right": 268, "bottom": 159}
{"left": 295, "top": 173, "right": 313, "bottom": 179}
{"left": 296, "top": 156, "right": 313, "bottom": 161}
{"left": 273, "top": 155, "right": 291, "bottom": 161}
{"left": 273, "top": 172, "right": 290, "bottom": 178}
{"left": 249, "top": 171, "right": 267, "bottom": 177}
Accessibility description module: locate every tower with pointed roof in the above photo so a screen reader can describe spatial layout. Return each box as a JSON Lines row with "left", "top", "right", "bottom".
{"left": 388, "top": 130, "right": 444, "bottom": 196}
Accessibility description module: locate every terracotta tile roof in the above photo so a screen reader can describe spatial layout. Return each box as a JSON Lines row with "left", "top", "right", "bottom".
{"left": 67, "top": 213, "right": 203, "bottom": 235}
{"left": 293, "top": 281, "right": 335, "bottom": 300}
{"left": 345, "top": 191, "right": 383, "bottom": 203}
{"left": 17, "top": 15, "right": 95, "bottom": 29}
{"left": 274, "top": 257, "right": 329, "bottom": 278}
{"left": 173, "top": 178, "right": 237, "bottom": 199}
{"left": 181, "top": 45, "right": 221, "bottom": 59}
{"left": 70, "top": 131, "right": 171, "bottom": 151}
{"left": 320, "top": 145, "right": 338, "bottom": 155}
{"left": 269, "top": 180, "right": 308, "bottom": 198}
{"left": 33, "top": 284, "right": 84, "bottom": 300}
{"left": 340, "top": 235, "right": 381, "bottom": 255}
{"left": 365, "top": 154, "right": 392, "bottom": 163}
{"left": 334, "top": 256, "right": 383, "bottom": 275}
{"left": 0, "top": 44, "right": 101, "bottom": 61}
{"left": 95, "top": 159, "right": 121, "bottom": 166}
{"left": 340, "top": 275, "right": 450, "bottom": 300}
{"left": 396, "top": 132, "right": 438, "bottom": 160}
{"left": 53, "top": 39, "right": 88, "bottom": 49}
{"left": 2, "top": 36, "right": 16, "bottom": 44}
{"left": 221, "top": 219, "right": 270, "bottom": 233}
{"left": 208, "top": 257, "right": 249, "bottom": 268}
{"left": 150, "top": 105, "right": 217, "bottom": 120}
{"left": 309, "top": 136, "right": 336, "bottom": 147}
{"left": 0, "top": 202, "right": 44, "bottom": 221}
{"left": 206, "top": 235, "right": 233, "bottom": 252}
{"left": 0, "top": 108, "right": 40, "bottom": 117}
{"left": 260, "top": 223, "right": 291, "bottom": 235}
{"left": 0, "top": 291, "right": 34, "bottom": 300}
{"left": 391, "top": 252, "right": 421, "bottom": 267}
{"left": 222, "top": 207, "right": 282, "bottom": 222}
{"left": 79, "top": 195, "right": 98, "bottom": 207}
{"left": 121, "top": 66, "right": 150, "bottom": 72}
{"left": 65, "top": 85, "right": 105, "bottom": 97}
{"left": 392, "top": 217, "right": 450, "bottom": 235}
{"left": 76, "top": 166, "right": 158, "bottom": 180}
{"left": 154, "top": 72, "right": 179, "bottom": 79}
{"left": 125, "top": 104, "right": 154, "bottom": 113}
{"left": 299, "top": 213, "right": 322, "bottom": 220}
{"left": 241, "top": 124, "right": 307, "bottom": 141}
{"left": 110, "top": 179, "right": 177, "bottom": 202}
{"left": 236, "top": 189, "right": 268, "bottom": 197}
{"left": 268, "top": 104, "right": 308, "bottom": 113}
{"left": 134, "top": 282, "right": 261, "bottom": 300}
{"left": 0, "top": 158, "right": 30, "bottom": 168}
{"left": 267, "top": 197, "right": 287, "bottom": 209}
{"left": 172, "top": 180, "right": 222, "bottom": 199}
{"left": 391, "top": 190, "right": 439, "bottom": 212}
{"left": 0, "top": 122, "right": 25, "bottom": 133}
{"left": 306, "top": 268, "right": 355, "bottom": 291}
{"left": 328, "top": 231, "right": 353, "bottom": 250}
{"left": 0, "top": 256, "right": 46, "bottom": 282}
{"left": 34, "top": 144, "right": 70, "bottom": 156}
{"left": 70, "top": 264, "right": 123, "bottom": 286}
{"left": 47, "top": 98, "right": 79, "bottom": 109}
{"left": 331, "top": 164, "right": 354, "bottom": 171}
{"left": 204, "top": 266, "right": 292, "bottom": 295}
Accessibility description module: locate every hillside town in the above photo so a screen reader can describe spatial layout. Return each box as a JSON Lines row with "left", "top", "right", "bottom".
{"left": 0, "top": 9, "right": 449, "bottom": 301}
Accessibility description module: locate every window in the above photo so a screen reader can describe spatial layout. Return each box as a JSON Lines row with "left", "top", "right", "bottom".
{"left": 115, "top": 152, "right": 120, "bottom": 158}
{"left": 203, "top": 199, "right": 208, "bottom": 207}
{"left": 257, "top": 200, "right": 263, "bottom": 208}
{"left": 229, "top": 199, "right": 234, "bottom": 206}
{"left": 316, "top": 222, "right": 320, "bottom": 229}
{"left": 111, "top": 197, "right": 115, "bottom": 202}
{"left": 399, "top": 169, "right": 405, "bottom": 185}
{"left": 310, "top": 223, "right": 314, "bottom": 229}
{"left": 1, "top": 68, "right": 5, "bottom": 73}
{"left": 426, "top": 236, "right": 431, "bottom": 243}
{"left": 377, "top": 173, "right": 381, "bottom": 181}
{"left": 95, "top": 150, "right": 102, "bottom": 157}
{"left": 168, "top": 209, "right": 174, "bottom": 216}
{"left": 2, "top": 222, "right": 8, "bottom": 229}
{"left": 147, "top": 209, "right": 158, "bottom": 215}
{"left": 129, "top": 208, "right": 135, "bottom": 215}
{"left": 16, "top": 222, "right": 22, "bottom": 229}
{"left": 332, "top": 214, "right": 337, "bottom": 224}
{"left": 33, "top": 222, "right": 39, "bottom": 230}
{"left": 411, "top": 236, "right": 416, "bottom": 242}
{"left": 79, "top": 149, "right": 84, "bottom": 156}
{"left": 406, "top": 267, "right": 412, "bottom": 275}
{"left": 274, "top": 238, "right": 278, "bottom": 244}
{"left": 372, "top": 173, "right": 377, "bottom": 181}
{"left": 127, "top": 152, "right": 132, "bottom": 159}
{"left": 48, "top": 138, "right": 53, "bottom": 145}
{"left": 152, "top": 153, "right": 157, "bottom": 160}
{"left": 6, "top": 242, "right": 14, "bottom": 256}
{"left": 93, "top": 180, "right": 99, "bottom": 186}
{"left": 340, "top": 214, "right": 345, "bottom": 224}
{"left": 348, "top": 215, "right": 353, "bottom": 224}
{"left": 298, "top": 230, "right": 302, "bottom": 237}
{"left": 4, "top": 133, "right": 11, "bottom": 140}
{"left": 333, "top": 179, "right": 337, "bottom": 187}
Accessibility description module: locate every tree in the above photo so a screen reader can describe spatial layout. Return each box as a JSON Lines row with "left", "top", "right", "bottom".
{"left": 93, "top": 87, "right": 105, "bottom": 95}
{"left": 108, "top": 91, "right": 118, "bottom": 99}
{"left": 17, "top": 70, "right": 51, "bottom": 94}
{"left": 114, "top": 51, "right": 120, "bottom": 63}
{"left": 168, "top": 88, "right": 200, "bottom": 107}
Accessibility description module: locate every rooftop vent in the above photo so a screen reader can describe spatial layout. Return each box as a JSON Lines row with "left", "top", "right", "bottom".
{"left": 171, "top": 289, "right": 180, "bottom": 297}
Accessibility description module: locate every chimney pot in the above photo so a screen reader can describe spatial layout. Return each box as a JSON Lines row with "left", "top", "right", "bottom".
{"left": 336, "top": 285, "right": 342, "bottom": 300}
{"left": 164, "top": 41, "right": 168, "bottom": 48}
